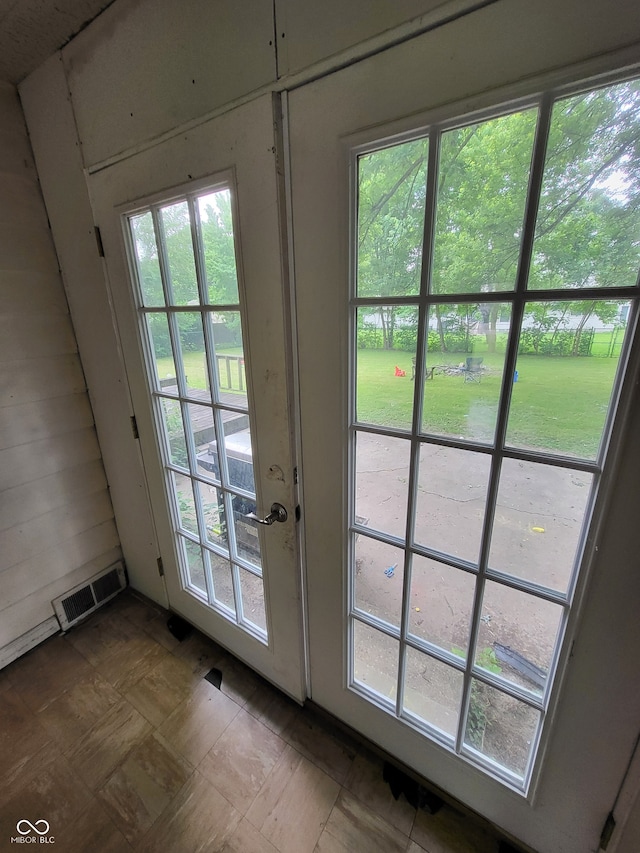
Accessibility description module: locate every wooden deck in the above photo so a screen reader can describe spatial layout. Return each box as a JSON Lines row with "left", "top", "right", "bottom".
{"left": 158, "top": 383, "right": 249, "bottom": 445}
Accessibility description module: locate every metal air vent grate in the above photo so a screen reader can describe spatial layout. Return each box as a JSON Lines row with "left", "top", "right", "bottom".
{"left": 53, "top": 561, "right": 127, "bottom": 630}
{"left": 61, "top": 585, "right": 96, "bottom": 623}
{"left": 93, "top": 568, "right": 122, "bottom": 603}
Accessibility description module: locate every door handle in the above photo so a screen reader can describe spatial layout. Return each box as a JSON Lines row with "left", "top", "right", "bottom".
{"left": 245, "top": 502, "right": 288, "bottom": 525}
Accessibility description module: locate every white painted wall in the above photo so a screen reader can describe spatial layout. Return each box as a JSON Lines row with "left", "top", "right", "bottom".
{"left": 63, "top": 0, "right": 277, "bottom": 167}
{"left": 20, "top": 55, "right": 166, "bottom": 609}
{"left": 0, "top": 82, "right": 121, "bottom": 651}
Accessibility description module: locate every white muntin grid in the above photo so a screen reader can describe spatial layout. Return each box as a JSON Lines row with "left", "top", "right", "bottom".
{"left": 123, "top": 177, "right": 269, "bottom": 644}
{"left": 346, "top": 74, "right": 640, "bottom": 792}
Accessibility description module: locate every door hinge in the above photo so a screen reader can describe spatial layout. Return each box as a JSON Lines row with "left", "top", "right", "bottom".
{"left": 94, "top": 225, "right": 105, "bottom": 258}
{"left": 294, "top": 467, "right": 298, "bottom": 484}
{"left": 157, "top": 557, "right": 165, "bottom": 577}
{"left": 599, "top": 811, "right": 615, "bottom": 850}
{"left": 130, "top": 415, "right": 139, "bottom": 439}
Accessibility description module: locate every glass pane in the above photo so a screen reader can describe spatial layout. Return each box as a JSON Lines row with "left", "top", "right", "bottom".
{"left": 422, "top": 303, "right": 511, "bottom": 442}
{"left": 187, "top": 403, "right": 217, "bottom": 477}
{"left": 408, "top": 556, "right": 476, "bottom": 656}
{"left": 224, "top": 427, "right": 256, "bottom": 494}
{"left": 197, "top": 481, "right": 228, "bottom": 552}
{"left": 489, "top": 458, "right": 593, "bottom": 592}
{"left": 356, "top": 306, "right": 418, "bottom": 430}
{"left": 476, "top": 581, "right": 564, "bottom": 696}
{"left": 354, "top": 536, "right": 405, "bottom": 628}
{"left": 198, "top": 189, "right": 240, "bottom": 304}
{"left": 207, "top": 311, "right": 247, "bottom": 408}
{"left": 160, "top": 200, "right": 199, "bottom": 305}
{"left": 239, "top": 567, "right": 266, "bottom": 631}
{"left": 173, "top": 473, "right": 198, "bottom": 536}
{"left": 432, "top": 108, "right": 537, "bottom": 295}
{"left": 352, "top": 620, "right": 398, "bottom": 704}
{"left": 530, "top": 81, "right": 640, "bottom": 290}
{"left": 180, "top": 536, "right": 206, "bottom": 595}
{"left": 464, "top": 681, "right": 540, "bottom": 779}
{"left": 147, "top": 314, "right": 177, "bottom": 392}
{"left": 222, "top": 408, "right": 251, "bottom": 440}
{"left": 357, "top": 137, "right": 429, "bottom": 298}
{"left": 231, "top": 494, "right": 261, "bottom": 567}
{"left": 355, "top": 431, "right": 409, "bottom": 539}
{"left": 415, "top": 445, "right": 491, "bottom": 564}
{"left": 508, "top": 299, "right": 628, "bottom": 458}
{"left": 403, "top": 648, "right": 463, "bottom": 739}
{"left": 176, "top": 312, "right": 211, "bottom": 402}
{"left": 210, "top": 551, "right": 235, "bottom": 614}
{"left": 130, "top": 212, "right": 164, "bottom": 306}
{"left": 160, "top": 398, "right": 188, "bottom": 468}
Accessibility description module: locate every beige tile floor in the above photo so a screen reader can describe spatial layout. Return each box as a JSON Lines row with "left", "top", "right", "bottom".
{"left": 0, "top": 590, "right": 505, "bottom": 852}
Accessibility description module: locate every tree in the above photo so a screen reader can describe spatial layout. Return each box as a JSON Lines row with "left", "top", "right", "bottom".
{"left": 355, "top": 78, "right": 640, "bottom": 356}
{"left": 198, "top": 189, "right": 240, "bottom": 305}
{"left": 357, "top": 137, "right": 429, "bottom": 348}
{"left": 432, "top": 109, "right": 537, "bottom": 298}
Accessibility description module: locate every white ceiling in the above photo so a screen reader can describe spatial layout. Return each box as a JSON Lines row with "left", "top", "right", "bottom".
{"left": 0, "top": 0, "right": 113, "bottom": 84}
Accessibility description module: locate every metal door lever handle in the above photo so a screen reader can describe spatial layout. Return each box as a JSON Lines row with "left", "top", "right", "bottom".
{"left": 245, "top": 502, "right": 288, "bottom": 525}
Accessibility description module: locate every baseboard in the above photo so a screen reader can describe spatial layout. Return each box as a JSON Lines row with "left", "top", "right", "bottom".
{"left": 0, "top": 616, "right": 60, "bottom": 670}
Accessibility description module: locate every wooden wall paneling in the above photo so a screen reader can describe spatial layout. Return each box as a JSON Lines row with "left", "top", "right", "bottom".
{"left": 0, "top": 270, "right": 69, "bottom": 316}
{"left": 0, "top": 221, "right": 59, "bottom": 272}
{"left": 1, "top": 522, "right": 120, "bottom": 613}
{"left": 0, "top": 80, "right": 121, "bottom": 652}
{"left": 0, "top": 314, "right": 78, "bottom": 357}
{"left": 20, "top": 55, "right": 167, "bottom": 605}
{"left": 0, "top": 172, "right": 57, "bottom": 227}
{"left": 0, "top": 542, "right": 123, "bottom": 648}
{"left": 0, "top": 489, "right": 114, "bottom": 572}
{"left": 0, "top": 92, "right": 34, "bottom": 175}
{"left": 1, "top": 356, "right": 86, "bottom": 406}
{"left": 0, "top": 393, "right": 95, "bottom": 449}
{"left": 0, "top": 271, "right": 70, "bottom": 315}
{"left": 0, "top": 427, "right": 101, "bottom": 492}
{"left": 0, "top": 458, "right": 108, "bottom": 532}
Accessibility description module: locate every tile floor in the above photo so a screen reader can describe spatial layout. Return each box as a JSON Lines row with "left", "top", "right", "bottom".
{"left": 0, "top": 590, "right": 505, "bottom": 852}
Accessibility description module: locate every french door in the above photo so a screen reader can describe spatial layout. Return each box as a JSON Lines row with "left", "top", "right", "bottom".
{"left": 89, "top": 95, "right": 306, "bottom": 702}
{"left": 288, "top": 13, "right": 640, "bottom": 853}
{"left": 85, "top": 16, "right": 640, "bottom": 853}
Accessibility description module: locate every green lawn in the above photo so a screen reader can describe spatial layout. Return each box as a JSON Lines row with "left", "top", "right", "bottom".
{"left": 155, "top": 347, "right": 245, "bottom": 394}
{"left": 357, "top": 347, "right": 620, "bottom": 457}
{"left": 157, "top": 344, "right": 620, "bottom": 459}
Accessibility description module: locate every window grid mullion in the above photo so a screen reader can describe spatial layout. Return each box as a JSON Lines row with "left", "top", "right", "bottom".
{"left": 455, "top": 94, "right": 554, "bottom": 757}
{"left": 351, "top": 285, "right": 640, "bottom": 309}
{"left": 201, "top": 310, "right": 222, "bottom": 407}
{"left": 151, "top": 205, "right": 176, "bottom": 306}
{"left": 141, "top": 303, "right": 242, "bottom": 313}
{"left": 198, "top": 539, "right": 216, "bottom": 605}
{"left": 187, "top": 195, "right": 208, "bottom": 306}
{"left": 395, "top": 125, "right": 439, "bottom": 717}
{"left": 150, "top": 205, "right": 188, "bottom": 400}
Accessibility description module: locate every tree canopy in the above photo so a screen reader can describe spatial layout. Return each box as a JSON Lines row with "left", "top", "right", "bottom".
{"left": 356, "top": 78, "right": 640, "bottom": 352}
